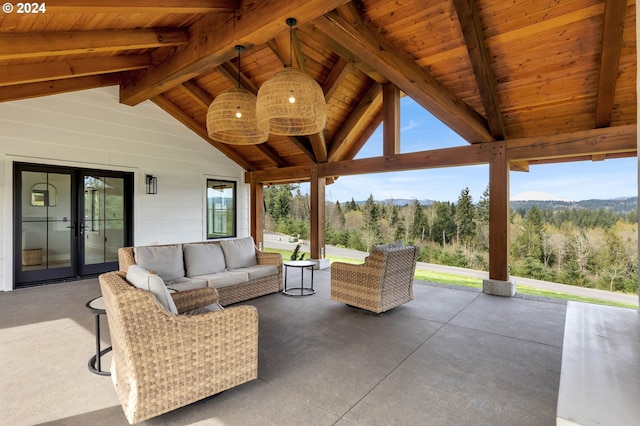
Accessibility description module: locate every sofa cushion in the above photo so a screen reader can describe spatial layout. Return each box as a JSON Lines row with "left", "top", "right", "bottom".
{"left": 165, "top": 277, "right": 208, "bottom": 292}
{"left": 182, "top": 302, "right": 223, "bottom": 316}
{"left": 231, "top": 264, "right": 278, "bottom": 281}
{"left": 374, "top": 240, "right": 404, "bottom": 251}
{"left": 220, "top": 237, "right": 257, "bottom": 270}
{"left": 134, "top": 244, "right": 184, "bottom": 282}
{"left": 126, "top": 265, "right": 178, "bottom": 314}
{"left": 200, "top": 271, "right": 250, "bottom": 289}
{"left": 183, "top": 243, "right": 226, "bottom": 277}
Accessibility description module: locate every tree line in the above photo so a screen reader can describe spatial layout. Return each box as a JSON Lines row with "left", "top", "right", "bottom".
{"left": 264, "top": 184, "right": 638, "bottom": 294}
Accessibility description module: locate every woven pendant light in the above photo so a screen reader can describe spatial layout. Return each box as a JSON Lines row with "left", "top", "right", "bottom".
{"left": 256, "top": 18, "right": 327, "bottom": 136}
{"left": 206, "top": 46, "right": 268, "bottom": 145}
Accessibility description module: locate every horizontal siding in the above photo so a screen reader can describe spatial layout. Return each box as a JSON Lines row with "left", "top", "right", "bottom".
{"left": 0, "top": 87, "right": 249, "bottom": 290}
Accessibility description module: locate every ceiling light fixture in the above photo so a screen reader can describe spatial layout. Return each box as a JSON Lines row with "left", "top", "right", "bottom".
{"left": 256, "top": 18, "right": 327, "bottom": 136}
{"left": 206, "top": 45, "right": 268, "bottom": 145}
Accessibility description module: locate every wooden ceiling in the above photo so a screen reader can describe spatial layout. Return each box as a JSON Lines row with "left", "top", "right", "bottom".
{"left": 0, "top": 0, "right": 636, "bottom": 182}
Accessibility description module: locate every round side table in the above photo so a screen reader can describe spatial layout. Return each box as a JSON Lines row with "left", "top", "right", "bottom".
{"left": 86, "top": 296, "right": 112, "bottom": 376}
{"left": 283, "top": 260, "right": 316, "bottom": 296}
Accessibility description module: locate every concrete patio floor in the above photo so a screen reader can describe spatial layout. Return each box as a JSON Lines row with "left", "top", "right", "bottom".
{"left": 0, "top": 269, "right": 568, "bottom": 425}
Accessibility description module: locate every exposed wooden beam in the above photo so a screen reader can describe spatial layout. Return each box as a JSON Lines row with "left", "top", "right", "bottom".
{"left": 0, "top": 55, "right": 150, "bottom": 87}
{"left": 267, "top": 27, "right": 305, "bottom": 72}
{"left": 340, "top": 109, "right": 384, "bottom": 161}
{"left": 120, "top": 0, "right": 350, "bottom": 105}
{"left": 151, "top": 95, "right": 256, "bottom": 171}
{"left": 45, "top": 0, "right": 238, "bottom": 13}
{"left": 506, "top": 125, "right": 637, "bottom": 162}
{"left": 216, "top": 63, "right": 259, "bottom": 94}
{"left": 313, "top": 6, "right": 493, "bottom": 144}
{"left": 181, "top": 81, "right": 213, "bottom": 109}
{"left": 0, "top": 73, "right": 123, "bottom": 103}
{"left": 382, "top": 84, "right": 400, "bottom": 156}
{"left": 255, "top": 144, "right": 290, "bottom": 168}
{"left": 309, "top": 132, "right": 328, "bottom": 163}
{"left": 453, "top": 0, "right": 506, "bottom": 140}
{"left": 0, "top": 29, "right": 189, "bottom": 61}
{"left": 595, "top": 0, "right": 627, "bottom": 128}
{"left": 591, "top": 154, "right": 607, "bottom": 162}
{"left": 509, "top": 161, "right": 530, "bottom": 172}
{"left": 322, "top": 57, "right": 351, "bottom": 102}
{"left": 250, "top": 143, "right": 490, "bottom": 183}
{"left": 328, "top": 82, "right": 382, "bottom": 161}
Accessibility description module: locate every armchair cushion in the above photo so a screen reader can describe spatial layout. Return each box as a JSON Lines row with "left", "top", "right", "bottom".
{"left": 126, "top": 265, "right": 178, "bottom": 314}
{"left": 220, "top": 237, "right": 258, "bottom": 269}
{"left": 134, "top": 244, "right": 184, "bottom": 282}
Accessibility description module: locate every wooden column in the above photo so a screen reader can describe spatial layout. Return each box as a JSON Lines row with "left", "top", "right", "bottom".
{"left": 250, "top": 178, "right": 264, "bottom": 250}
{"left": 310, "top": 165, "right": 326, "bottom": 259}
{"left": 382, "top": 83, "right": 400, "bottom": 156}
{"left": 488, "top": 142, "right": 509, "bottom": 281}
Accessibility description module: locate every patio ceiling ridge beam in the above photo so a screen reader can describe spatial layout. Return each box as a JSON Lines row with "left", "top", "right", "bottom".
{"left": 0, "top": 29, "right": 189, "bottom": 61}
{"left": 120, "top": 0, "right": 350, "bottom": 106}
{"left": 45, "top": 0, "right": 238, "bottom": 14}
{"left": 313, "top": 5, "right": 493, "bottom": 144}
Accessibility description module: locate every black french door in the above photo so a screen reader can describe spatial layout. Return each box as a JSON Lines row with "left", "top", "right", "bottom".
{"left": 14, "top": 163, "right": 133, "bottom": 287}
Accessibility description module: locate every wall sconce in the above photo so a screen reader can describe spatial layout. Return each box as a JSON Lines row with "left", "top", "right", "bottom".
{"left": 145, "top": 174, "right": 157, "bottom": 195}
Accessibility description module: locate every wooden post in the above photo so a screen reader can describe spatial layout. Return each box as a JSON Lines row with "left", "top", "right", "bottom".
{"left": 488, "top": 142, "right": 510, "bottom": 282}
{"left": 310, "top": 165, "right": 326, "bottom": 259}
{"left": 250, "top": 177, "right": 264, "bottom": 250}
{"left": 382, "top": 83, "right": 400, "bottom": 156}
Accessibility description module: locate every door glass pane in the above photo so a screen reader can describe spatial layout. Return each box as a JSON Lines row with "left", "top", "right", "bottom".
{"left": 21, "top": 171, "right": 72, "bottom": 271}
{"left": 84, "top": 175, "right": 125, "bottom": 265}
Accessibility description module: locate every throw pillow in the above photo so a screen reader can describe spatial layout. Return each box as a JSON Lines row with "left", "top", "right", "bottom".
{"left": 220, "top": 237, "right": 258, "bottom": 270}
{"left": 126, "top": 265, "right": 178, "bottom": 314}
{"left": 183, "top": 243, "right": 226, "bottom": 277}
{"left": 134, "top": 244, "right": 185, "bottom": 282}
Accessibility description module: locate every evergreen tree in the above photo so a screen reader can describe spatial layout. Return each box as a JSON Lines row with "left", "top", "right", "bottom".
{"left": 409, "top": 199, "right": 427, "bottom": 241}
{"left": 432, "top": 202, "right": 456, "bottom": 245}
{"left": 455, "top": 186, "right": 476, "bottom": 244}
{"left": 477, "top": 184, "right": 490, "bottom": 223}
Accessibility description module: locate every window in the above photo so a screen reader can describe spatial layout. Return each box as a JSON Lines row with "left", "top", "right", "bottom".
{"left": 206, "top": 179, "right": 236, "bottom": 239}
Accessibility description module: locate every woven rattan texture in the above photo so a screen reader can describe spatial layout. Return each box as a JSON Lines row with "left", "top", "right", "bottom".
{"left": 99, "top": 271, "right": 259, "bottom": 424}
{"left": 330, "top": 246, "right": 418, "bottom": 313}
{"left": 118, "top": 243, "right": 282, "bottom": 306}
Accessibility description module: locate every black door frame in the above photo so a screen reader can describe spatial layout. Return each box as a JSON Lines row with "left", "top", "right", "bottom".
{"left": 13, "top": 162, "right": 134, "bottom": 287}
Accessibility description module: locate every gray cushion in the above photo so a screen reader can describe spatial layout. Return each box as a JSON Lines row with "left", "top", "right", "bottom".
{"left": 182, "top": 303, "right": 223, "bottom": 316}
{"left": 374, "top": 240, "right": 404, "bottom": 252}
{"left": 200, "top": 271, "right": 250, "bottom": 289}
{"left": 220, "top": 237, "right": 257, "bottom": 270}
{"left": 165, "top": 277, "right": 208, "bottom": 292}
{"left": 126, "top": 265, "right": 178, "bottom": 314}
{"left": 134, "top": 245, "right": 184, "bottom": 282}
{"left": 183, "top": 243, "right": 226, "bottom": 277}
{"left": 231, "top": 264, "right": 278, "bottom": 281}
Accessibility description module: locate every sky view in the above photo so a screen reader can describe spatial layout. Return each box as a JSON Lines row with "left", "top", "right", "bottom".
{"left": 304, "top": 97, "right": 637, "bottom": 204}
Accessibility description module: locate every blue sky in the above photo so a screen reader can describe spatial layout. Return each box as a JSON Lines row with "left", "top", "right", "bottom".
{"left": 304, "top": 97, "right": 637, "bottom": 204}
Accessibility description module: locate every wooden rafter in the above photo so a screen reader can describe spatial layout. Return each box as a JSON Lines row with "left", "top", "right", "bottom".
{"left": 0, "top": 73, "right": 123, "bottom": 103}
{"left": 313, "top": 5, "right": 493, "bottom": 144}
{"left": 0, "top": 29, "right": 188, "bottom": 61}
{"left": 322, "top": 57, "right": 351, "bottom": 102}
{"left": 0, "top": 55, "right": 150, "bottom": 87}
{"left": 328, "top": 82, "right": 382, "bottom": 161}
{"left": 382, "top": 84, "right": 400, "bottom": 156}
{"left": 216, "top": 63, "right": 258, "bottom": 93}
{"left": 45, "top": 0, "right": 238, "bottom": 13}
{"left": 120, "top": 0, "right": 350, "bottom": 105}
{"left": 453, "top": 0, "right": 506, "bottom": 140}
{"left": 595, "top": 0, "right": 628, "bottom": 128}
{"left": 181, "top": 81, "right": 213, "bottom": 109}
{"left": 151, "top": 95, "right": 256, "bottom": 171}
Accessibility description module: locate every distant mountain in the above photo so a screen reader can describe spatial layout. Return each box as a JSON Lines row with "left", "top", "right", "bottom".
{"left": 352, "top": 198, "right": 435, "bottom": 206}
{"left": 511, "top": 197, "right": 637, "bottom": 215}
{"left": 511, "top": 191, "right": 570, "bottom": 202}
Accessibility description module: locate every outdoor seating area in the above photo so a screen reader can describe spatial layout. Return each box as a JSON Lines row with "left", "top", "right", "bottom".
{"left": 0, "top": 269, "right": 569, "bottom": 425}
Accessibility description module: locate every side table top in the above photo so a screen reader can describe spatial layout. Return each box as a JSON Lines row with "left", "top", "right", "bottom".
{"left": 284, "top": 260, "right": 316, "bottom": 268}
{"left": 86, "top": 296, "right": 105, "bottom": 313}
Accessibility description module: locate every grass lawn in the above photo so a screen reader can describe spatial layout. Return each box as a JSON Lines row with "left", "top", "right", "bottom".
{"left": 266, "top": 248, "right": 639, "bottom": 310}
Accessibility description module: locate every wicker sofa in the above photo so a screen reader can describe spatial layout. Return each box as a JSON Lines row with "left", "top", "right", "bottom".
{"left": 330, "top": 245, "right": 418, "bottom": 313}
{"left": 99, "top": 271, "right": 258, "bottom": 424}
{"left": 118, "top": 237, "right": 282, "bottom": 306}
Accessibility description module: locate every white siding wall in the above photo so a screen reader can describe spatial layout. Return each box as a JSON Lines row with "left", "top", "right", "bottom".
{"left": 0, "top": 87, "right": 249, "bottom": 291}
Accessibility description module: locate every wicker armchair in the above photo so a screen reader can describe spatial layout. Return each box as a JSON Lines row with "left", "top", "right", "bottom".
{"left": 99, "top": 271, "right": 259, "bottom": 424}
{"left": 331, "top": 245, "right": 418, "bottom": 313}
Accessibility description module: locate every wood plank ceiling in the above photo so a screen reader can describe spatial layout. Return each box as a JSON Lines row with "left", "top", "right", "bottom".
{"left": 0, "top": 0, "right": 636, "bottom": 181}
